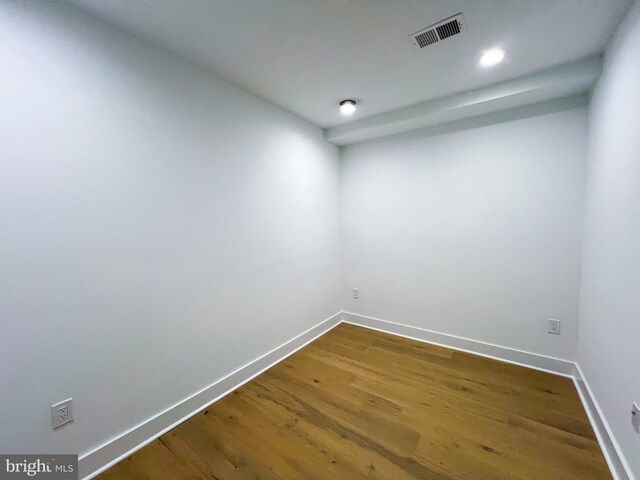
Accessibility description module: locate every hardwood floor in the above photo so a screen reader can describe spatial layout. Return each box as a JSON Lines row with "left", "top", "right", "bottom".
{"left": 97, "top": 323, "right": 611, "bottom": 479}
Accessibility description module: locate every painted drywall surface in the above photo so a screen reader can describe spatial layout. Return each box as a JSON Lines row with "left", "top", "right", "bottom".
{"left": 578, "top": 2, "right": 640, "bottom": 477}
{"left": 0, "top": 2, "right": 341, "bottom": 457}
{"left": 341, "top": 108, "right": 588, "bottom": 360}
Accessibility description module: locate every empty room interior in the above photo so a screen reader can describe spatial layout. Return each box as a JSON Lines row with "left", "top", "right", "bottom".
{"left": 2, "top": 0, "right": 640, "bottom": 479}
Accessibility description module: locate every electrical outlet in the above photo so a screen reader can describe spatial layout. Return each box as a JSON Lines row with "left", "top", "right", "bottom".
{"left": 632, "top": 402, "right": 640, "bottom": 433}
{"left": 352, "top": 288, "right": 359, "bottom": 300}
{"left": 548, "top": 319, "right": 561, "bottom": 335}
{"left": 51, "top": 398, "right": 73, "bottom": 429}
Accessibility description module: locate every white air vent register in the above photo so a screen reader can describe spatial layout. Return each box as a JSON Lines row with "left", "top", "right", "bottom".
{"left": 409, "top": 13, "right": 465, "bottom": 49}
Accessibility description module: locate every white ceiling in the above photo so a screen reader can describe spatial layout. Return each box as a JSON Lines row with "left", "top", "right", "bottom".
{"left": 70, "top": 0, "right": 631, "bottom": 129}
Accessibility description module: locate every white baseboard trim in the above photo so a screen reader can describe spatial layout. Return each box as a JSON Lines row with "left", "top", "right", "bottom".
{"left": 573, "top": 364, "right": 634, "bottom": 480}
{"left": 78, "top": 311, "right": 343, "bottom": 480}
{"left": 78, "top": 310, "right": 633, "bottom": 480}
{"left": 343, "top": 311, "right": 633, "bottom": 480}
{"left": 342, "top": 311, "right": 576, "bottom": 377}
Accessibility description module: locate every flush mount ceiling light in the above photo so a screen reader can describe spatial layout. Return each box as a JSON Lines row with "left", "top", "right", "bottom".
{"left": 479, "top": 48, "right": 507, "bottom": 67}
{"left": 339, "top": 99, "right": 357, "bottom": 115}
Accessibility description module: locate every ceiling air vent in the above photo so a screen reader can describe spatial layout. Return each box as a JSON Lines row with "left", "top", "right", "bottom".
{"left": 409, "top": 13, "right": 465, "bottom": 49}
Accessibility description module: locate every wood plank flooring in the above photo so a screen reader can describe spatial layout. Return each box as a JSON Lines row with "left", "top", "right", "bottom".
{"left": 98, "top": 323, "right": 611, "bottom": 479}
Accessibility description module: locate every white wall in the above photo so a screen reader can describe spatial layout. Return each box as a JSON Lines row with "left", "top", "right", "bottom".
{"left": 341, "top": 107, "right": 588, "bottom": 360}
{"left": 578, "top": 1, "right": 640, "bottom": 477}
{"left": 0, "top": 1, "right": 341, "bottom": 457}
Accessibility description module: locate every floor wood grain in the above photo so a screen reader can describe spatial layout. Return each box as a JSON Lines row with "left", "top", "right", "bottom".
{"left": 97, "top": 323, "right": 611, "bottom": 479}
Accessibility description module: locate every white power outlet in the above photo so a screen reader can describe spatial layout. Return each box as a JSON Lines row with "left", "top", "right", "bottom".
{"left": 51, "top": 398, "right": 73, "bottom": 429}
{"left": 548, "top": 319, "right": 561, "bottom": 335}
{"left": 632, "top": 402, "right": 640, "bottom": 433}
{"left": 352, "top": 288, "right": 359, "bottom": 300}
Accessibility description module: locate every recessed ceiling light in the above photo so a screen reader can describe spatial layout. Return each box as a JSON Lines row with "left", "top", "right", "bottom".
{"left": 479, "top": 48, "right": 507, "bottom": 67}
{"left": 339, "top": 99, "right": 357, "bottom": 115}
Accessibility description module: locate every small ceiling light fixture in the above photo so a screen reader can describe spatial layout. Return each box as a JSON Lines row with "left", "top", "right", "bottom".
{"left": 339, "top": 99, "right": 357, "bottom": 115}
{"left": 479, "top": 48, "right": 507, "bottom": 67}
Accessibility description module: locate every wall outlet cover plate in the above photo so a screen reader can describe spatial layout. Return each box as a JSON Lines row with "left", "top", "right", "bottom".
{"left": 548, "top": 319, "right": 561, "bottom": 335}
{"left": 51, "top": 398, "right": 74, "bottom": 429}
